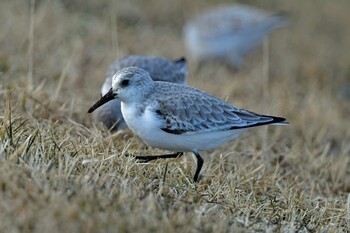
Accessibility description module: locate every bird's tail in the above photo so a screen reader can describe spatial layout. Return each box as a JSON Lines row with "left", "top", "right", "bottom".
{"left": 173, "top": 57, "right": 188, "bottom": 83}
{"left": 267, "top": 11, "right": 289, "bottom": 30}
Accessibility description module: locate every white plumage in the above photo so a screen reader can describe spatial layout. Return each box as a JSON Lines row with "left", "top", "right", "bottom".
{"left": 88, "top": 67, "right": 288, "bottom": 181}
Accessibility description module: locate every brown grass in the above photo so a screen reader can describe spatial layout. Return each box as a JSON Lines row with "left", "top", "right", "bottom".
{"left": 1, "top": 0, "right": 350, "bottom": 232}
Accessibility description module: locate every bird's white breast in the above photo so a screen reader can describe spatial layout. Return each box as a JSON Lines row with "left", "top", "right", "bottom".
{"left": 121, "top": 103, "right": 163, "bottom": 143}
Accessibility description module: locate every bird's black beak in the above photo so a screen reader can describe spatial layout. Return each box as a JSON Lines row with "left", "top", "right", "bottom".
{"left": 88, "top": 88, "right": 116, "bottom": 113}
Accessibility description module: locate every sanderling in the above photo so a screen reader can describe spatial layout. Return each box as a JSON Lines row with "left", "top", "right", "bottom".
{"left": 183, "top": 4, "right": 287, "bottom": 68}
{"left": 88, "top": 67, "right": 288, "bottom": 182}
{"left": 94, "top": 55, "right": 187, "bottom": 132}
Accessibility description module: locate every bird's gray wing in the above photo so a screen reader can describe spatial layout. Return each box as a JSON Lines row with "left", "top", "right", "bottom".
{"left": 152, "top": 86, "right": 285, "bottom": 135}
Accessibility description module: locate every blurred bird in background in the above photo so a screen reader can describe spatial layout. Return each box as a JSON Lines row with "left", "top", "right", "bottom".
{"left": 183, "top": 4, "right": 288, "bottom": 70}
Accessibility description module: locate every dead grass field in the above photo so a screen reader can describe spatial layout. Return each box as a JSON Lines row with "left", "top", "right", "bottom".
{"left": 1, "top": 0, "right": 350, "bottom": 232}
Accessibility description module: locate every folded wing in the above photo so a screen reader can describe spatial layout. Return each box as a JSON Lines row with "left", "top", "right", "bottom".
{"left": 152, "top": 85, "right": 287, "bottom": 135}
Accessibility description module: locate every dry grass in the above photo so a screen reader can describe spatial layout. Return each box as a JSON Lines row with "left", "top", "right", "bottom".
{"left": 1, "top": 0, "right": 350, "bottom": 232}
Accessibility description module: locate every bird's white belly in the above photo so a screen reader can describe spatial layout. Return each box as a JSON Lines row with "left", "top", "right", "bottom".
{"left": 121, "top": 104, "right": 245, "bottom": 152}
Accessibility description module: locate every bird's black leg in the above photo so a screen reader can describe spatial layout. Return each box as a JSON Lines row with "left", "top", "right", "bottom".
{"left": 134, "top": 152, "right": 183, "bottom": 163}
{"left": 193, "top": 151, "right": 204, "bottom": 182}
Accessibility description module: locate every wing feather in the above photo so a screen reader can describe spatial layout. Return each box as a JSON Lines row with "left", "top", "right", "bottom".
{"left": 150, "top": 83, "right": 286, "bottom": 135}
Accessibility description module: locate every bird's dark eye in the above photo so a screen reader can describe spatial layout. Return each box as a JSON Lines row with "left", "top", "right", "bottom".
{"left": 121, "top": 79, "right": 129, "bottom": 87}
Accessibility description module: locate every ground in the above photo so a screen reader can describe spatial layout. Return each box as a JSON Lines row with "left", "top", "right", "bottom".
{"left": 0, "top": 0, "right": 350, "bottom": 232}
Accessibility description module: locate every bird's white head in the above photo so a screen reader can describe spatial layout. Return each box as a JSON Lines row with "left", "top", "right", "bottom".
{"left": 112, "top": 66, "right": 154, "bottom": 104}
{"left": 88, "top": 67, "right": 154, "bottom": 113}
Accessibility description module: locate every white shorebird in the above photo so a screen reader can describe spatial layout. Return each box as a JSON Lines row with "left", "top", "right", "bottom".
{"left": 94, "top": 55, "right": 187, "bottom": 132}
{"left": 183, "top": 4, "right": 287, "bottom": 68}
{"left": 88, "top": 67, "right": 288, "bottom": 182}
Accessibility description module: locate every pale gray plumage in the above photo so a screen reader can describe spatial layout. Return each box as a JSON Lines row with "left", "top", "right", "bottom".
{"left": 183, "top": 4, "right": 288, "bottom": 68}
{"left": 146, "top": 81, "right": 286, "bottom": 135}
{"left": 93, "top": 55, "right": 187, "bottom": 132}
{"left": 88, "top": 67, "right": 288, "bottom": 181}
